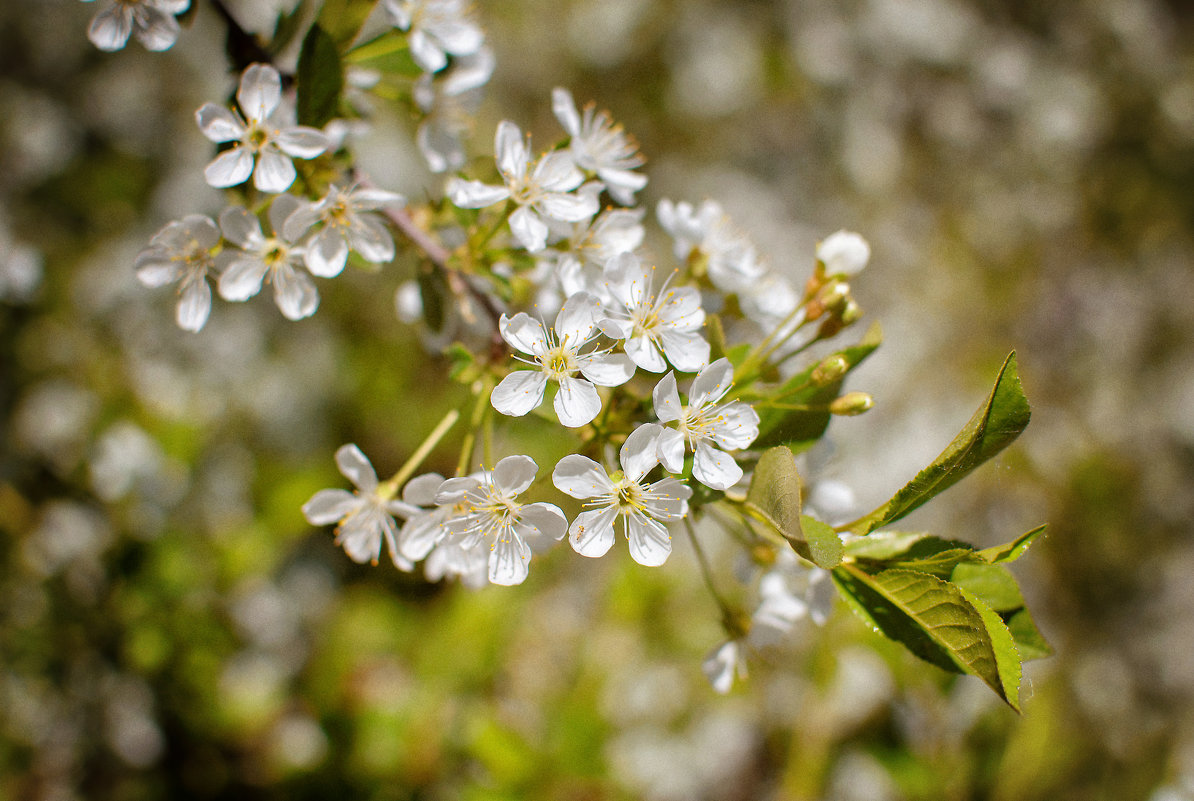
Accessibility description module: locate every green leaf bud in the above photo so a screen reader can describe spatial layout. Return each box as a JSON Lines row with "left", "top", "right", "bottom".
{"left": 812, "top": 354, "right": 850, "bottom": 386}
{"left": 829, "top": 391, "right": 874, "bottom": 416}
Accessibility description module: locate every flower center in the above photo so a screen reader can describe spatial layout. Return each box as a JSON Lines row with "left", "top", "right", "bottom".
{"left": 541, "top": 345, "right": 577, "bottom": 380}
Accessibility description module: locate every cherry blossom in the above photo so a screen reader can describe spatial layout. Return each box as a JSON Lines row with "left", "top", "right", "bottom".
{"left": 653, "top": 359, "right": 760, "bottom": 491}
{"left": 552, "top": 423, "right": 692, "bottom": 566}
{"left": 134, "top": 214, "right": 220, "bottom": 332}
{"left": 195, "top": 64, "right": 329, "bottom": 194}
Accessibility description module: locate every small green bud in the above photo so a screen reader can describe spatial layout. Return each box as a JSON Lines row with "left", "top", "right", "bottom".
{"left": 840, "top": 298, "right": 863, "bottom": 325}
{"left": 829, "top": 391, "right": 874, "bottom": 416}
{"left": 812, "top": 354, "right": 850, "bottom": 386}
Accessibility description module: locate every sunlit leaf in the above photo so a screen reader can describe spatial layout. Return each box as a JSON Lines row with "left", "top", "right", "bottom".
{"left": 832, "top": 564, "right": 1021, "bottom": 709}
{"left": 978, "top": 524, "right": 1047, "bottom": 564}
{"left": 317, "top": 0, "right": 375, "bottom": 49}
{"left": 745, "top": 446, "right": 842, "bottom": 567}
{"left": 843, "top": 352, "right": 1031, "bottom": 536}
{"left": 953, "top": 562, "right": 1053, "bottom": 661}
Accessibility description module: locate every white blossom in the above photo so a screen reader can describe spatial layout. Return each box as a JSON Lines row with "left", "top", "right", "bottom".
{"left": 195, "top": 63, "right": 329, "bottom": 194}
{"left": 552, "top": 423, "right": 692, "bottom": 566}
{"left": 81, "top": 0, "right": 189, "bottom": 52}
{"left": 702, "top": 640, "right": 747, "bottom": 695}
{"left": 491, "top": 292, "right": 635, "bottom": 428}
{"left": 657, "top": 198, "right": 766, "bottom": 293}
{"left": 382, "top": 0, "right": 485, "bottom": 74}
{"left": 393, "top": 472, "right": 491, "bottom": 589}
{"left": 216, "top": 195, "right": 320, "bottom": 320}
{"left": 447, "top": 121, "right": 599, "bottom": 252}
{"left": 284, "top": 184, "right": 404, "bottom": 278}
{"left": 433, "top": 455, "right": 566, "bottom": 586}
{"left": 302, "top": 445, "right": 417, "bottom": 570}
{"left": 599, "top": 253, "right": 709, "bottom": 373}
{"left": 653, "top": 359, "right": 759, "bottom": 491}
{"left": 551, "top": 87, "right": 646, "bottom": 205}
{"left": 817, "top": 229, "right": 871, "bottom": 277}
{"left": 413, "top": 47, "right": 495, "bottom": 172}
{"left": 134, "top": 214, "right": 220, "bottom": 332}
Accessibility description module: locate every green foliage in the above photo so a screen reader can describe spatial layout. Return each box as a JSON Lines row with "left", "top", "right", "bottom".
{"left": 297, "top": 24, "right": 344, "bottom": 128}
{"left": 745, "top": 446, "right": 842, "bottom": 568}
{"left": 843, "top": 352, "right": 1031, "bottom": 536}
{"left": 752, "top": 322, "right": 881, "bottom": 453}
{"left": 832, "top": 564, "right": 1023, "bottom": 710}
{"left": 315, "top": 0, "right": 376, "bottom": 49}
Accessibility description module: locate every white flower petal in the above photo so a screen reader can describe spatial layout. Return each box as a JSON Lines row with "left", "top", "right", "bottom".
{"left": 625, "top": 335, "right": 667, "bottom": 373}
{"left": 306, "top": 227, "right": 349, "bottom": 278}
{"left": 409, "top": 30, "right": 448, "bottom": 72}
{"left": 552, "top": 455, "right": 612, "bottom": 499}
{"left": 551, "top": 87, "right": 581, "bottom": 136}
{"left": 399, "top": 512, "right": 445, "bottom": 560}
{"left": 433, "top": 476, "right": 479, "bottom": 505}
{"left": 656, "top": 427, "right": 686, "bottom": 474}
{"left": 693, "top": 442, "right": 742, "bottom": 491}
{"left": 534, "top": 151, "right": 583, "bottom": 193}
{"left": 275, "top": 126, "right": 330, "bottom": 158}
{"left": 217, "top": 256, "right": 268, "bottom": 301}
{"left": 253, "top": 149, "right": 297, "bottom": 193}
{"left": 88, "top": 6, "right": 132, "bottom": 51}
{"left": 578, "top": 352, "right": 635, "bottom": 387}
{"left": 508, "top": 206, "right": 549, "bottom": 252}
{"left": 643, "top": 477, "right": 691, "bottom": 520}
{"left": 495, "top": 120, "right": 528, "bottom": 181}
{"left": 272, "top": 263, "right": 319, "bottom": 320}
{"left": 711, "top": 403, "right": 760, "bottom": 450}
{"left": 195, "top": 104, "right": 244, "bottom": 143}
{"left": 689, "top": 358, "right": 734, "bottom": 409}
{"left": 538, "top": 191, "right": 598, "bottom": 223}
{"left": 817, "top": 230, "right": 870, "bottom": 276}
{"left": 659, "top": 330, "right": 710, "bottom": 373}
{"left": 554, "top": 376, "right": 601, "bottom": 427}
{"left": 334, "top": 444, "right": 378, "bottom": 491}
{"left": 134, "top": 254, "right": 182, "bottom": 287}
{"left": 402, "top": 472, "right": 444, "bottom": 506}
{"left": 133, "top": 6, "right": 180, "bottom": 51}
{"left": 498, "top": 313, "right": 547, "bottom": 356}
{"left": 176, "top": 275, "right": 211, "bottom": 332}
{"left": 237, "top": 63, "right": 282, "bottom": 122}
{"left": 652, "top": 372, "right": 683, "bottom": 423}
{"left": 518, "top": 503, "right": 567, "bottom": 546}
{"left": 338, "top": 514, "right": 382, "bottom": 563}
{"left": 554, "top": 291, "right": 602, "bottom": 346}
{"left": 488, "top": 535, "right": 532, "bottom": 586}
{"left": 302, "top": 488, "right": 358, "bottom": 524}
{"left": 620, "top": 423, "right": 662, "bottom": 483}
{"left": 446, "top": 177, "right": 508, "bottom": 209}
{"left": 493, "top": 454, "right": 537, "bottom": 496}
{"left": 491, "top": 370, "right": 548, "bottom": 417}
{"left": 569, "top": 506, "right": 618, "bottom": 558}
{"left": 347, "top": 215, "right": 395, "bottom": 263}
{"left": 204, "top": 148, "right": 254, "bottom": 188}
{"left": 626, "top": 512, "right": 671, "bottom": 566}
{"left": 702, "top": 641, "right": 744, "bottom": 694}
{"left": 218, "top": 207, "right": 263, "bottom": 248}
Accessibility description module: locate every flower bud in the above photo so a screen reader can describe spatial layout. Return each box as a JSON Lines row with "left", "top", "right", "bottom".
{"left": 829, "top": 391, "right": 874, "bottom": 416}
{"left": 812, "top": 354, "right": 849, "bottom": 386}
{"left": 817, "top": 230, "right": 871, "bottom": 277}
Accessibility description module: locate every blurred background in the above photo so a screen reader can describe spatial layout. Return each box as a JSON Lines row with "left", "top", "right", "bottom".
{"left": 3, "top": 0, "right": 1194, "bottom": 798}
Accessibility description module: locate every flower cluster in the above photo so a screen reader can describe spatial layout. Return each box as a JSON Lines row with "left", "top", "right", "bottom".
{"left": 117, "top": 1, "right": 889, "bottom": 694}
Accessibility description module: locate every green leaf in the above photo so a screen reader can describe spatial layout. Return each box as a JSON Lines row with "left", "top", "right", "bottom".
{"left": 744, "top": 446, "right": 842, "bottom": 568}
{"left": 831, "top": 564, "right": 1021, "bottom": 709}
{"left": 977, "top": 524, "right": 1047, "bottom": 564}
{"left": 952, "top": 562, "right": 1053, "bottom": 661}
{"left": 799, "top": 515, "right": 844, "bottom": 569}
{"left": 296, "top": 24, "right": 343, "bottom": 129}
{"left": 846, "top": 531, "right": 981, "bottom": 577}
{"left": 316, "top": 0, "right": 375, "bottom": 49}
{"left": 843, "top": 352, "right": 1031, "bottom": 536}
{"left": 345, "top": 30, "right": 423, "bottom": 76}
{"left": 752, "top": 322, "right": 881, "bottom": 453}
